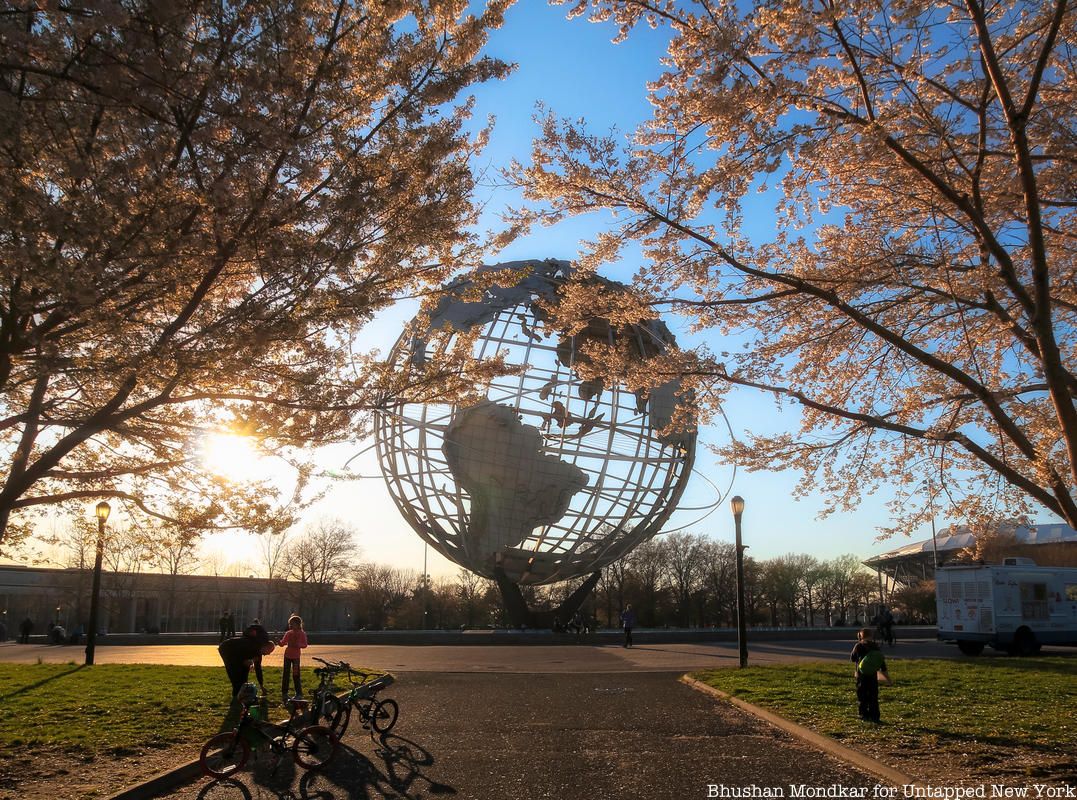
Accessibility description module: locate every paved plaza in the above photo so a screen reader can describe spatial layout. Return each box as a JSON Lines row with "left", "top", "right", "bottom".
{"left": 3, "top": 636, "right": 1065, "bottom": 799}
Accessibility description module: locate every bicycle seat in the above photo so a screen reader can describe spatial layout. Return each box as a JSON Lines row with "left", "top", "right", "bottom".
{"left": 285, "top": 698, "right": 310, "bottom": 719}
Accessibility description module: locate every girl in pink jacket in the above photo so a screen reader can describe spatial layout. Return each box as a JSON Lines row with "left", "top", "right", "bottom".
{"left": 278, "top": 615, "right": 308, "bottom": 701}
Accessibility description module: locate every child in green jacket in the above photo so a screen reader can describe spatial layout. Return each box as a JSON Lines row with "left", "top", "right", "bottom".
{"left": 850, "top": 628, "right": 889, "bottom": 722}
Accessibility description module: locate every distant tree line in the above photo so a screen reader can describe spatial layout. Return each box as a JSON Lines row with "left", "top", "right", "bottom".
{"left": 338, "top": 533, "right": 900, "bottom": 631}
{"left": 40, "top": 519, "right": 941, "bottom": 631}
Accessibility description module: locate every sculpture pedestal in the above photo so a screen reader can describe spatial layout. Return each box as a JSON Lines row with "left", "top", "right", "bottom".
{"left": 493, "top": 568, "right": 601, "bottom": 630}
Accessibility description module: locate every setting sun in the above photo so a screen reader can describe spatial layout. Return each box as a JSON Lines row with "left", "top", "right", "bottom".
{"left": 201, "top": 433, "right": 260, "bottom": 482}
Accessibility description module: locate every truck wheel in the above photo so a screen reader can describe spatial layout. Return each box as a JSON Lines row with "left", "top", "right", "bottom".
{"left": 1013, "top": 628, "right": 1040, "bottom": 656}
{"left": 957, "top": 641, "right": 984, "bottom": 656}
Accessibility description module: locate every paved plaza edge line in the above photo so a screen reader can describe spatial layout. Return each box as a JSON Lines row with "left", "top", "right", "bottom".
{"left": 680, "top": 675, "right": 920, "bottom": 789}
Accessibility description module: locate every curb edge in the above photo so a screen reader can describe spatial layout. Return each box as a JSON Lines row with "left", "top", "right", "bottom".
{"left": 105, "top": 759, "right": 203, "bottom": 800}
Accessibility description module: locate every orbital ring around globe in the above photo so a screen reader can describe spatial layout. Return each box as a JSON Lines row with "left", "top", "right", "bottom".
{"left": 373, "top": 259, "right": 700, "bottom": 586}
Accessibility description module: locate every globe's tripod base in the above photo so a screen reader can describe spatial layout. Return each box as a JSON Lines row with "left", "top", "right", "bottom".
{"left": 493, "top": 568, "right": 601, "bottom": 630}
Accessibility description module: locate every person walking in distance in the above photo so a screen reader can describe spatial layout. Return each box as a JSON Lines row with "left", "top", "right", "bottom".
{"left": 278, "top": 615, "right": 308, "bottom": 702}
{"left": 218, "top": 612, "right": 229, "bottom": 643}
{"left": 620, "top": 604, "right": 637, "bottom": 648}
{"left": 18, "top": 616, "right": 33, "bottom": 644}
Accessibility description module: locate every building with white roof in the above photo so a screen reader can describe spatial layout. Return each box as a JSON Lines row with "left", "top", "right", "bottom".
{"left": 863, "top": 522, "right": 1077, "bottom": 592}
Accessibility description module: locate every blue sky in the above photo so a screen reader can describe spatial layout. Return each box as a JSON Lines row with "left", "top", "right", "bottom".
{"left": 289, "top": 2, "right": 922, "bottom": 579}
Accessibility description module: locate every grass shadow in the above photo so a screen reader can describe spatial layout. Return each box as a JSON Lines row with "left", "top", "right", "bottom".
{"left": 0, "top": 663, "right": 85, "bottom": 702}
{"left": 912, "top": 726, "right": 1066, "bottom": 754}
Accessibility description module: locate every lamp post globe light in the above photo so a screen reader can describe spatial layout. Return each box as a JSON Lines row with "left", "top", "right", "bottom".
{"left": 731, "top": 495, "right": 748, "bottom": 669}
{"left": 85, "top": 500, "right": 110, "bottom": 666}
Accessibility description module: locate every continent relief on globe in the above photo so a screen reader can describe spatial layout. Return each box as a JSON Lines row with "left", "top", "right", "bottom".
{"left": 443, "top": 402, "right": 589, "bottom": 569}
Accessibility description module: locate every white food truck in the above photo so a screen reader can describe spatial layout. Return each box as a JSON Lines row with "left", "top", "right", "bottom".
{"left": 935, "top": 559, "right": 1077, "bottom": 655}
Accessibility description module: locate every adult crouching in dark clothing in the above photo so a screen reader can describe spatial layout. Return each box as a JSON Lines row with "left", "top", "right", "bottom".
{"left": 218, "top": 629, "right": 274, "bottom": 699}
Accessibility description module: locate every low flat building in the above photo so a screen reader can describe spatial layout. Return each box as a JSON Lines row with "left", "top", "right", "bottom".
{"left": 0, "top": 564, "right": 346, "bottom": 636}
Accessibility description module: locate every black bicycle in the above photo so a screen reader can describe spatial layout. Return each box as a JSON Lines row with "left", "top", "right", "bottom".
{"left": 322, "top": 668, "right": 399, "bottom": 738}
{"left": 200, "top": 694, "right": 338, "bottom": 779}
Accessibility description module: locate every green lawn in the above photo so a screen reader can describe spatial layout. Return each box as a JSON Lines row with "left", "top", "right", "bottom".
{"left": 0, "top": 662, "right": 340, "bottom": 753}
{"left": 693, "top": 657, "right": 1077, "bottom": 780}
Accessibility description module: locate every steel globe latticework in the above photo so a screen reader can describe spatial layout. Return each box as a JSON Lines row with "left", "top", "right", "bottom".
{"left": 373, "top": 259, "right": 696, "bottom": 585}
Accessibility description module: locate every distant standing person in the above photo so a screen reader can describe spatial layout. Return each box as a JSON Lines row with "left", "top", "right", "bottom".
{"left": 278, "top": 615, "right": 309, "bottom": 701}
{"left": 620, "top": 604, "right": 637, "bottom": 648}
{"left": 878, "top": 606, "right": 895, "bottom": 646}
{"left": 226, "top": 612, "right": 236, "bottom": 638}
{"left": 850, "top": 628, "right": 889, "bottom": 723}
{"left": 19, "top": 616, "right": 32, "bottom": 644}
{"left": 218, "top": 612, "right": 229, "bottom": 643}
{"left": 569, "top": 611, "right": 583, "bottom": 636}
{"left": 218, "top": 627, "right": 274, "bottom": 699}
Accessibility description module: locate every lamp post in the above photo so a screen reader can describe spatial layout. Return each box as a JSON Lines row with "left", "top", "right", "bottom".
{"left": 919, "top": 477, "right": 940, "bottom": 572}
{"left": 422, "top": 543, "right": 429, "bottom": 630}
{"left": 85, "top": 501, "right": 110, "bottom": 665}
{"left": 731, "top": 495, "right": 748, "bottom": 668}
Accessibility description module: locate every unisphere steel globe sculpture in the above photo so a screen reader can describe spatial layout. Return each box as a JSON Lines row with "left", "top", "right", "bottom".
{"left": 373, "top": 259, "right": 696, "bottom": 590}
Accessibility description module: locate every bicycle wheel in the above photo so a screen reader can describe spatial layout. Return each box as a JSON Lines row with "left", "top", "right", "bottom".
{"left": 292, "top": 724, "right": 338, "bottom": 770}
{"left": 200, "top": 732, "right": 250, "bottom": 779}
{"left": 372, "top": 698, "right": 399, "bottom": 734}
{"left": 321, "top": 693, "right": 350, "bottom": 736}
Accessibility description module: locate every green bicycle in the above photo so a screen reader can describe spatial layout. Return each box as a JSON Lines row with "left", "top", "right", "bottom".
{"left": 322, "top": 667, "right": 399, "bottom": 737}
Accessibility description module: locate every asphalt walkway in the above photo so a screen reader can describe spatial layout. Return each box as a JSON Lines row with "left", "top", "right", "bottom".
{"left": 162, "top": 671, "right": 880, "bottom": 800}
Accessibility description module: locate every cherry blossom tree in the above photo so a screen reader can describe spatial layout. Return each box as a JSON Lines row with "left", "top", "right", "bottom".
{"left": 0, "top": 0, "right": 512, "bottom": 549}
{"left": 507, "top": 0, "right": 1077, "bottom": 533}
